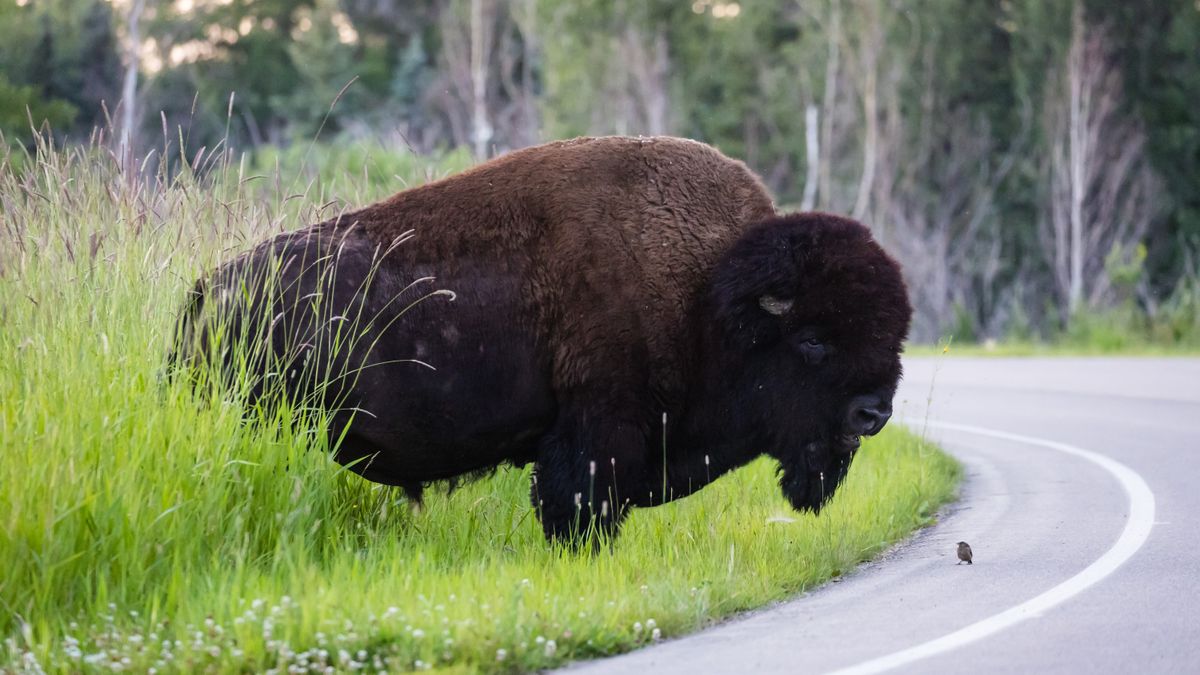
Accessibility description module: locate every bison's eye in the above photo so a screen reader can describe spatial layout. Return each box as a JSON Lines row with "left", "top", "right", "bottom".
{"left": 794, "top": 335, "right": 827, "bottom": 364}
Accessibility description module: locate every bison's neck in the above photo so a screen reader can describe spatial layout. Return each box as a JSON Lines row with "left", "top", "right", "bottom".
{"left": 659, "top": 312, "right": 769, "bottom": 501}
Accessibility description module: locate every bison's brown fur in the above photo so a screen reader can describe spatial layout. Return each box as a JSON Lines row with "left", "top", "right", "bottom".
{"left": 178, "top": 136, "right": 911, "bottom": 543}
{"left": 345, "top": 136, "right": 776, "bottom": 395}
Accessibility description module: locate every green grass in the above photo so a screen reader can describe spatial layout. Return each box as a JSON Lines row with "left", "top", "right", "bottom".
{"left": 0, "top": 139, "right": 960, "bottom": 673}
{"left": 906, "top": 338, "right": 1200, "bottom": 358}
{"left": 909, "top": 287, "right": 1200, "bottom": 357}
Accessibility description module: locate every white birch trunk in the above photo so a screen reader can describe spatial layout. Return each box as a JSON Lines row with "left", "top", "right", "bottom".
{"left": 470, "top": 0, "right": 492, "bottom": 159}
{"left": 801, "top": 104, "right": 820, "bottom": 211}
{"left": 1067, "top": 1, "right": 1087, "bottom": 315}
{"left": 119, "top": 0, "right": 146, "bottom": 174}
{"left": 818, "top": 0, "right": 841, "bottom": 210}
{"left": 851, "top": 5, "right": 879, "bottom": 221}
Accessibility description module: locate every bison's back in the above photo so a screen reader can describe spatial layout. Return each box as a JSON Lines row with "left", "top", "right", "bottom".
{"left": 529, "top": 137, "right": 777, "bottom": 398}
{"left": 339, "top": 137, "right": 775, "bottom": 399}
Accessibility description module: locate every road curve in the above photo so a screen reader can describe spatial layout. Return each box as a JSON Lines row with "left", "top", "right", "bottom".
{"left": 566, "top": 357, "right": 1200, "bottom": 673}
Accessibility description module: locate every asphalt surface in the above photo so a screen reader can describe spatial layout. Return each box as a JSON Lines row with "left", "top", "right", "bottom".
{"left": 567, "top": 357, "right": 1200, "bottom": 674}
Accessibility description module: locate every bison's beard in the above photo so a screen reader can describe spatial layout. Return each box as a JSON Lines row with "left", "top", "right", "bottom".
{"left": 778, "top": 440, "right": 857, "bottom": 513}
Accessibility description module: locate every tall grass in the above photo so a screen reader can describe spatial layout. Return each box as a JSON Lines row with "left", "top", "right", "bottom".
{"left": 0, "top": 137, "right": 960, "bottom": 673}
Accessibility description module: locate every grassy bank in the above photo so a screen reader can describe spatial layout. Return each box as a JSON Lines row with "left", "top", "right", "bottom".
{"left": 0, "top": 141, "right": 960, "bottom": 673}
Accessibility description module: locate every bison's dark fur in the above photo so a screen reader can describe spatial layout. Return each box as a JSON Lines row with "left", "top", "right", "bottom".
{"left": 176, "top": 136, "right": 912, "bottom": 543}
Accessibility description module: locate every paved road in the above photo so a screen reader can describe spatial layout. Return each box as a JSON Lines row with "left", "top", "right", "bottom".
{"left": 567, "top": 357, "right": 1200, "bottom": 674}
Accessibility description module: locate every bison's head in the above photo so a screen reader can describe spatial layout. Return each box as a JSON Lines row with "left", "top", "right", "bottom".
{"left": 706, "top": 212, "right": 912, "bottom": 513}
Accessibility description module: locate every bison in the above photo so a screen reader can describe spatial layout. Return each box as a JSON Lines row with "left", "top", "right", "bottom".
{"left": 175, "top": 136, "right": 912, "bottom": 544}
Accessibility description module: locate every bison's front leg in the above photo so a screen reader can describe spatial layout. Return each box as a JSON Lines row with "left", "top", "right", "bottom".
{"left": 530, "top": 405, "right": 651, "bottom": 545}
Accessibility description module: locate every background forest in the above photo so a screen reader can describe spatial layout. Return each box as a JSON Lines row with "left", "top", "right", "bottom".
{"left": 2, "top": 0, "right": 1198, "bottom": 346}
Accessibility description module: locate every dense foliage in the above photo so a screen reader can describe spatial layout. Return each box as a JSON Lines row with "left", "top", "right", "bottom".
{"left": 1, "top": 0, "right": 1197, "bottom": 343}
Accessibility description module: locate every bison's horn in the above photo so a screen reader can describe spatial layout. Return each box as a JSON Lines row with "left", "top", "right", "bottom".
{"left": 759, "top": 295, "right": 793, "bottom": 316}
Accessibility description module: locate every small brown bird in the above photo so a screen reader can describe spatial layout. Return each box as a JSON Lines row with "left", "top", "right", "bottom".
{"left": 957, "top": 541, "right": 974, "bottom": 565}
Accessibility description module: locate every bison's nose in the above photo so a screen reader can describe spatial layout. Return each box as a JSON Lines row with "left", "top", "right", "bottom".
{"left": 847, "top": 396, "right": 892, "bottom": 436}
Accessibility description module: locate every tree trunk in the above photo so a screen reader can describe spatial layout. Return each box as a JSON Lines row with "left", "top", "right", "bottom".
{"left": 851, "top": 2, "right": 879, "bottom": 221}
{"left": 1067, "top": 0, "right": 1087, "bottom": 315}
{"left": 119, "top": 0, "right": 146, "bottom": 175}
{"left": 801, "top": 104, "right": 819, "bottom": 211}
{"left": 521, "top": 0, "right": 538, "bottom": 145}
{"left": 818, "top": 0, "right": 841, "bottom": 210}
{"left": 470, "top": 0, "right": 493, "bottom": 158}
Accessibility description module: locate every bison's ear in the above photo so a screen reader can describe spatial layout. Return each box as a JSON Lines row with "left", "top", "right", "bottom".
{"left": 758, "top": 295, "right": 793, "bottom": 316}
{"left": 710, "top": 227, "right": 799, "bottom": 350}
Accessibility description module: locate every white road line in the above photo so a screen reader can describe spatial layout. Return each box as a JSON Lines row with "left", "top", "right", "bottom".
{"left": 826, "top": 420, "right": 1157, "bottom": 675}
